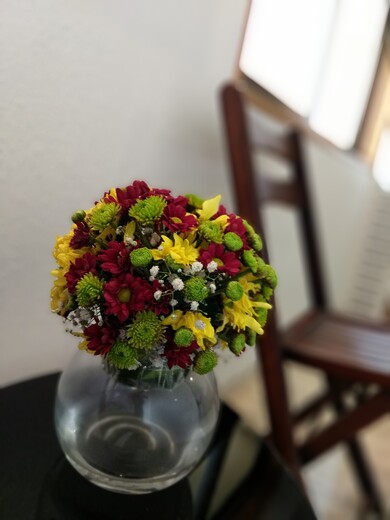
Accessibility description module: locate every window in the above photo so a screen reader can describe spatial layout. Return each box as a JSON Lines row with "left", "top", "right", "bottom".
{"left": 239, "top": 0, "right": 389, "bottom": 150}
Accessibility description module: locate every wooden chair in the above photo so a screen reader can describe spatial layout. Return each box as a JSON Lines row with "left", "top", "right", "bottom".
{"left": 220, "top": 81, "right": 390, "bottom": 515}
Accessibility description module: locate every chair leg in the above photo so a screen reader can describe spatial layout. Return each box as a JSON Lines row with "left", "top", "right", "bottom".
{"left": 257, "top": 336, "right": 303, "bottom": 487}
{"left": 346, "top": 438, "right": 384, "bottom": 515}
{"left": 327, "top": 377, "right": 384, "bottom": 516}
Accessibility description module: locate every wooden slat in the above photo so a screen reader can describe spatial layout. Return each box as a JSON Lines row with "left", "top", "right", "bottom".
{"left": 256, "top": 177, "right": 303, "bottom": 205}
{"left": 283, "top": 312, "right": 390, "bottom": 386}
{"left": 298, "top": 391, "right": 390, "bottom": 464}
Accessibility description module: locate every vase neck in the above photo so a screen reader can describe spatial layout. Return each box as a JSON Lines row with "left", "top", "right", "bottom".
{"left": 104, "top": 361, "right": 189, "bottom": 389}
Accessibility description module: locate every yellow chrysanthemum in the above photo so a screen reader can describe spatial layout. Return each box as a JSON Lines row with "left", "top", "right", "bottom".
{"left": 196, "top": 194, "right": 229, "bottom": 228}
{"left": 95, "top": 226, "right": 116, "bottom": 244}
{"left": 51, "top": 231, "right": 89, "bottom": 312}
{"left": 151, "top": 234, "right": 198, "bottom": 266}
{"left": 217, "top": 300, "right": 271, "bottom": 336}
{"left": 197, "top": 195, "right": 220, "bottom": 222}
{"left": 237, "top": 271, "right": 260, "bottom": 296}
{"left": 52, "top": 231, "right": 88, "bottom": 269}
{"left": 151, "top": 235, "right": 173, "bottom": 261}
{"left": 78, "top": 338, "right": 95, "bottom": 354}
{"left": 217, "top": 274, "right": 272, "bottom": 335}
{"left": 124, "top": 221, "right": 136, "bottom": 242}
{"left": 163, "top": 310, "right": 216, "bottom": 349}
{"left": 50, "top": 276, "right": 69, "bottom": 313}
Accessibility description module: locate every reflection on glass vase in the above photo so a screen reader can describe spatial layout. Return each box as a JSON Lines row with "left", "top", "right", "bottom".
{"left": 54, "top": 350, "right": 220, "bottom": 494}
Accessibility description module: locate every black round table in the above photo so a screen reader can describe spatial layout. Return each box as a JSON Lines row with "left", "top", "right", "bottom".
{"left": 0, "top": 373, "right": 317, "bottom": 520}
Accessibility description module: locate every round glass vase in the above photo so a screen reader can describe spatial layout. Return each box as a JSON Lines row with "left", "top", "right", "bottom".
{"left": 54, "top": 350, "right": 220, "bottom": 494}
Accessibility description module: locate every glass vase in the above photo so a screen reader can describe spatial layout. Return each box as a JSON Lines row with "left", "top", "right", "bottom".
{"left": 54, "top": 350, "right": 220, "bottom": 494}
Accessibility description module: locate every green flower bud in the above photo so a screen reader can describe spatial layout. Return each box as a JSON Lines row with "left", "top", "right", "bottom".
{"left": 130, "top": 247, "right": 153, "bottom": 268}
{"left": 243, "top": 220, "right": 263, "bottom": 251}
{"left": 264, "top": 265, "right": 278, "bottom": 289}
{"left": 262, "top": 285, "right": 274, "bottom": 300}
{"left": 174, "top": 327, "right": 195, "bottom": 347}
{"left": 255, "top": 258, "right": 277, "bottom": 289}
{"left": 89, "top": 203, "right": 121, "bottom": 232}
{"left": 185, "top": 194, "right": 204, "bottom": 209}
{"left": 108, "top": 340, "right": 138, "bottom": 369}
{"left": 198, "top": 221, "right": 224, "bottom": 244}
{"left": 225, "top": 281, "right": 244, "bottom": 301}
{"left": 128, "top": 195, "right": 167, "bottom": 226}
{"left": 76, "top": 273, "right": 104, "bottom": 307}
{"left": 193, "top": 350, "right": 218, "bottom": 374}
{"left": 223, "top": 232, "right": 243, "bottom": 251}
{"left": 256, "top": 307, "right": 269, "bottom": 327}
{"left": 242, "top": 249, "right": 259, "bottom": 273}
{"left": 184, "top": 277, "right": 209, "bottom": 302}
{"left": 246, "top": 329, "right": 257, "bottom": 347}
{"left": 71, "top": 210, "right": 86, "bottom": 223}
{"left": 229, "top": 334, "right": 246, "bottom": 356}
{"left": 127, "top": 311, "right": 166, "bottom": 350}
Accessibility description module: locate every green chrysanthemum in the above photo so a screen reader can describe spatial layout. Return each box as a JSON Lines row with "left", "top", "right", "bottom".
{"left": 184, "top": 277, "right": 209, "bottom": 302}
{"left": 225, "top": 281, "right": 244, "bottom": 301}
{"left": 128, "top": 196, "right": 167, "bottom": 226}
{"left": 130, "top": 247, "right": 153, "bottom": 268}
{"left": 108, "top": 340, "right": 139, "bottom": 369}
{"left": 89, "top": 203, "right": 121, "bottom": 232}
{"left": 198, "top": 221, "right": 224, "bottom": 244}
{"left": 71, "top": 210, "right": 86, "bottom": 223}
{"left": 174, "top": 327, "right": 195, "bottom": 347}
{"left": 193, "top": 350, "right": 218, "bottom": 375}
{"left": 76, "top": 273, "right": 104, "bottom": 307}
{"left": 243, "top": 220, "right": 262, "bottom": 251}
{"left": 127, "top": 311, "right": 166, "bottom": 350}
{"left": 223, "top": 232, "right": 243, "bottom": 251}
{"left": 229, "top": 333, "right": 246, "bottom": 356}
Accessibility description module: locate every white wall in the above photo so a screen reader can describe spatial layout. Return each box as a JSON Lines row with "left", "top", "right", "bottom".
{"left": 0, "top": 1, "right": 377, "bottom": 387}
{"left": 0, "top": 1, "right": 247, "bottom": 386}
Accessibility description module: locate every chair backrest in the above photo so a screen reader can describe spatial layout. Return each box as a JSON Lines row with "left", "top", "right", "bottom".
{"left": 220, "top": 82, "right": 327, "bottom": 477}
{"left": 221, "top": 82, "right": 327, "bottom": 313}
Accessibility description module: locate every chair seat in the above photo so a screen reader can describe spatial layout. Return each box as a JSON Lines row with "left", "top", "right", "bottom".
{"left": 282, "top": 311, "right": 390, "bottom": 388}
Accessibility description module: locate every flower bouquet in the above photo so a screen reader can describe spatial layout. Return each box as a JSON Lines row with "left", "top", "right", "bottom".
{"left": 51, "top": 180, "right": 276, "bottom": 375}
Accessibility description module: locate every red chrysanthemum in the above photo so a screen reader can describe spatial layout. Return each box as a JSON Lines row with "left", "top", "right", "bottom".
{"left": 65, "top": 253, "right": 98, "bottom": 293}
{"left": 104, "top": 273, "right": 154, "bottom": 322}
{"left": 70, "top": 221, "right": 91, "bottom": 249}
{"left": 83, "top": 323, "right": 119, "bottom": 356}
{"left": 103, "top": 181, "right": 188, "bottom": 214}
{"left": 199, "top": 243, "right": 241, "bottom": 275}
{"left": 98, "top": 240, "right": 131, "bottom": 275}
{"left": 170, "top": 195, "right": 188, "bottom": 207}
{"left": 104, "top": 181, "right": 151, "bottom": 213}
{"left": 163, "top": 341, "right": 198, "bottom": 369}
{"left": 162, "top": 203, "right": 197, "bottom": 233}
{"left": 148, "top": 187, "right": 174, "bottom": 200}
{"left": 214, "top": 204, "right": 229, "bottom": 219}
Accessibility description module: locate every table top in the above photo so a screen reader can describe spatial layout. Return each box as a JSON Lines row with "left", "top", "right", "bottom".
{"left": 0, "top": 373, "right": 317, "bottom": 520}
